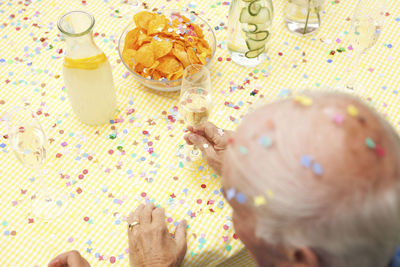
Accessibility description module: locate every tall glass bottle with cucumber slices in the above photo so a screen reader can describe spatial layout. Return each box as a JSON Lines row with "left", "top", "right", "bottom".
{"left": 228, "top": 0, "right": 273, "bottom": 67}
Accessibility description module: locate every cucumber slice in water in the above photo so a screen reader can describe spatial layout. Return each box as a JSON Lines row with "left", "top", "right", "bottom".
{"left": 246, "top": 30, "right": 269, "bottom": 41}
{"left": 239, "top": 7, "right": 270, "bottom": 24}
{"left": 246, "top": 38, "right": 267, "bottom": 50}
{"left": 242, "top": 23, "right": 258, "bottom": 33}
{"left": 245, "top": 47, "right": 265, "bottom": 58}
{"left": 248, "top": 0, "right": 262, "bottom": 16}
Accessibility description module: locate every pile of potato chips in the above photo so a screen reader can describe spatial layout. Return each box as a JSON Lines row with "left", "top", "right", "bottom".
{"left": 122, "top": 11, "right": 213, "bottom": 81}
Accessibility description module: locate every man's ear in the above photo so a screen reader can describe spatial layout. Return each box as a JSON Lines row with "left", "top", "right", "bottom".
{"left": 285, "top": 247, "right": 320, "bottom": 267}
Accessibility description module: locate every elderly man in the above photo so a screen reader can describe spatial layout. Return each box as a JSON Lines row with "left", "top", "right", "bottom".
{"left": 49, "top": 92, "right": 400, "bottom": 267}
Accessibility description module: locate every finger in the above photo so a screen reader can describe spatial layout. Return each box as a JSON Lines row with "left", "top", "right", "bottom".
{"left": 184, "top": 133, "right": 194, "bottom": 145}
{"left": 139, "top": 202, "right": 155, "bottom": 225}
{"left": 151, "top": 207, "right": 166, "bottom": 226}
{"left": 132, "top": 204, "right": 144, "bottom": 221}
{"left": 186, "top": 134, "right": 218, "bottom": 160}
{"left": 48, "top": 250, "right": 87, "bottom": 267}
{"left": 174, "top": 220, "right": 187, "bottom": 253}
{"left": 192, "top": 122, "right": 224, "bottom": 145}
{"left": 48, "top": 258, "right": 61, "bottom": 267}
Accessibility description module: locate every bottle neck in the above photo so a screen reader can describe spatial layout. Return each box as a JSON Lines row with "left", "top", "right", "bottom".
{"left": 63, "top": 31, "right": 102, "bottom": 59}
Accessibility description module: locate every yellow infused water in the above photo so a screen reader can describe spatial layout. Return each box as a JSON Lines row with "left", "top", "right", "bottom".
{"left": 63, "top": 53, "right": 116, "bottom": 125}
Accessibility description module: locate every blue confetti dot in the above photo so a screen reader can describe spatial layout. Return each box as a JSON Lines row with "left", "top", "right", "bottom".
{"left": 301, "top": 155, "right": 313, "bottom": 167}
{"left": 395, "top": 17, "right": 400, "bottom": 22}
{"left": 312, "top": 163, "right": 323, "bottom": 176}
{"left": 4, "top": 230, "right": 10, "bottom": 236}
{"left": 387, "top": 44, "right": 392, "bottom": 48}
{"left": 327, "top": 59, "right": 333, "bottom": 63}
{"left": 0, "top": 143, "right": 6, "bottom": 148}
{"left": 236, "top": 192, "right": 246, "bottom": 203}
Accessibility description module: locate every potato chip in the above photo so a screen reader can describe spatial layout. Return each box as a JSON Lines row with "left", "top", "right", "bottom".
{"left": 134, "top": 11, "right": 154, "bottom": 31}
{"left": 122, "top": 48, "right": 136, "bottom": 68}
{"left": 137, "top": 31, "right": 152, "bottom": 46}
{"left": 135, "top": 63, "right": 145, "bottom": 74}
{"left": 186, "top": 47, "right": 201, "bottom": 65}
{"left": 158, "top": 56, "right": 183, "bottom": 75}
{"left": 147, "top": 14, "right": 168, "bottom": 35}
{"left": 152, "top": 39, "right": 173, "bottom": 59}
{"left": 172, "top": 43, "right": 190, "bottom": 68}
{"left": 133, "top": 43, "right": 154, "bottom": 68}
{"left": 124, "top": 28, "right": 140, "bottom": 50}
{"left": 123, "top": 11, "right": 213, "bottom": 81}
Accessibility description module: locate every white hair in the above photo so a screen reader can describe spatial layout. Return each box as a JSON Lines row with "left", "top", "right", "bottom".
{"left": 224, "top": 92, "right": 400, "bottom": 267}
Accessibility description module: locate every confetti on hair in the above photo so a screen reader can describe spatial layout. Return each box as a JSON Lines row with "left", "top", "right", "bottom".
{"left": 332, "top": 114, "right": 344, "bottom": 125}
{"left": 236, "top": 192, "right": 246, "bottom": 204}
{"left": 266, "top": 190, "right": 274, "bottom": 198}
{"left": 300, "top": 155, "right": 313, "bottom": 168}
{"left": 375, "top": 146, "right": 385, "bottom": 157}
{"left": 203, "top": 143, "right": 209, "bottom": 149}
{"left": 217, "top": 128, "right": 224, "bottom": 136}
{"left": 294, "top": 95, "right": 313, "bottom": 106}
{"left": 365, "top": 137, "right": 376, "bottom": 149}
{"left": 254, "top": 195, "right": 267, "bottom": 206}
{"left": 347, "top": 105, "right": 359, "bottom": 117}
{"left": 239, "top": 146, "right": 248, "bottom": 155}
{"left": 312, "top": 163, "right": 323, "bottom": 176}
{"left": 258, "top": 135, "right": 272, "bottom": 148}
{"left": 226, "top": 188, "right": 236, "bottom": 201}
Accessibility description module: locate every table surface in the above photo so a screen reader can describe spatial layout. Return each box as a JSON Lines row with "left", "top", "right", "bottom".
{"left": 0, "top": 0, "right": 399, "bottom": 266}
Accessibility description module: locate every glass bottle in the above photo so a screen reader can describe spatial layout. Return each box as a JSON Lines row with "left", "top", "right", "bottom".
{"left": 228, "top": 0, "right": 273, "bottom": 67}
{"left": 284, "top": 0, "right": 324, "bottom": 36}
{"left": 57, "top": 11, "right": 116, "bottom": 126}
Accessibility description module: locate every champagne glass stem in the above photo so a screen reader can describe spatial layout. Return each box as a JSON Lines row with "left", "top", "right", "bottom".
{"left": 35, "top": 166, "right": 51, "bottom": 202}
{"left": 345, "top": 50, "right": 363, "bottom": 90}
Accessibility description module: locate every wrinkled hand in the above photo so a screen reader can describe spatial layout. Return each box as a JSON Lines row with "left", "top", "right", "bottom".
{"left": 48, "top": 250, "right": 90, "bottom": 267}
{"left": 128, "top": 203, "right": 187, "bottom": 267}
{"left": 184, "top": 122, "right": 233, "bottom": 175}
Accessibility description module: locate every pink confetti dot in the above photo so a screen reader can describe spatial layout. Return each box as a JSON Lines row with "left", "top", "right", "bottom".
{"left": 141, "top": 192, "right": 147, "bottom": 197}
{"left": 167, "top": 217, "right": 173, "bottom": 223}
{"left": 83, "top": 169, "right": 88, "bottom": 175}
{"left": 78, "top": 174, "right": 84, "bottom": 179}
{"left": 196, "top": 199, "right": 202, "bottom": 204}
{"left": 223, "top": 225, "right": 229, "bottom": 230}
{"left": 333, "top": 114, "right": 344, "bottom": 125}
{"left": 110, "top": 256, "right": 116, "bottom": 263}
{"left": 84, "top": 217, "right": 89, "bottom": 222}
{"left": 67, "top": 237, "right": 74, "bottom": 243}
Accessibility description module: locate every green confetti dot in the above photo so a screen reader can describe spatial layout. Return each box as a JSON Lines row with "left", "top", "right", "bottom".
{"left": 226, "top": 245, "right": 232, "bottom": 251}
{"left": 117, "top": 146, "right": 123, "bottom": 151}
{"left": 239, "top": 146, "right": 248, "bottom": 155}
{"left": 109, "top": 134, "right": 116, "bottom": 139}
{"left": 131, "top": 153, "right": 137, "bottom": 157}
{"left": 179, "top": 162, "right": 184, "bottom": 168}
{"left": 365, "top": 137, "right": 375, "bottom": 149}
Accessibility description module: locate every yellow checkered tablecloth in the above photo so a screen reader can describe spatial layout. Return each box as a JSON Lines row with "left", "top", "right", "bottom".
{"left": 0, "top": 0, "right": 399, "bottom": 266}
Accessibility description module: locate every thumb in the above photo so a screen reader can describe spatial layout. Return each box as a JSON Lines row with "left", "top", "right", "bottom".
{"left": 174, "top": 220, "right": 187, "bottom": 252}
{"left": 48, "top": 259, "right": 61, "bottom": 267}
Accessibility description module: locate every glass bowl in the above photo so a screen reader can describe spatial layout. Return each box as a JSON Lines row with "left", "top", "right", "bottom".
{"left": 118, "top": 9, "right": 217, "bottom": 92}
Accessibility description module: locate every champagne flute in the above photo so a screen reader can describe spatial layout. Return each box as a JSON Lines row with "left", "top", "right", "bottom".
{"left": 6, "top": 106, "right": 67, "bottom": 220}
{"left": 179, "top": 64, "right": 212, "bottom": 161}
{"left": 345, "top": 0, "right": 387, "bottom": 91}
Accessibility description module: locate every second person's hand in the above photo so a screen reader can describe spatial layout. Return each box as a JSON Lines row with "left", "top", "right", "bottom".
{"left": 184, "top": 122, "right": 233, "bottom": 175}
